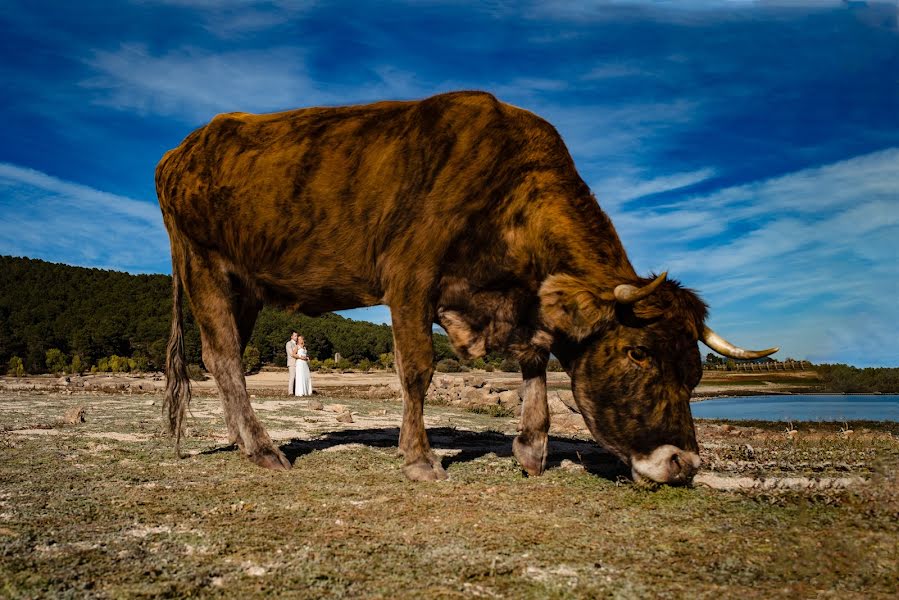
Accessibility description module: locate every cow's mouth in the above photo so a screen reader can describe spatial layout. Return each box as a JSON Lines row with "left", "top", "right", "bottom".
{"left": 630, "top": 445, "right": 700, "bottom": 485}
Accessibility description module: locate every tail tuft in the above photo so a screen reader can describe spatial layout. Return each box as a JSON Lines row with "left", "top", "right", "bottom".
{"left": 163, "top": 258, "right": 191, "bottom": 458}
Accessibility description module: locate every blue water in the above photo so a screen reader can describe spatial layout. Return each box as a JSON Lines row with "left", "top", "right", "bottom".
{"left": 691, "top": 394, "right": 899, "bottom": 422}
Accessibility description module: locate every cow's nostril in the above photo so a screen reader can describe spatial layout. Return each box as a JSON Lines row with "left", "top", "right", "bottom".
{"left": 669, "top": 453, "right": 682, "bottom": 475}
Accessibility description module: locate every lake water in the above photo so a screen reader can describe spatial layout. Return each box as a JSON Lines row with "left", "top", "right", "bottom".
{"left": 691, "top": 394, "right": 899, "bottom": 422}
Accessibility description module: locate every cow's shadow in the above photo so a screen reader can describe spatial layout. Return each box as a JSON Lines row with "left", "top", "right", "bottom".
{"left": 203, "top": 427, "right": 629, "bottom": 481}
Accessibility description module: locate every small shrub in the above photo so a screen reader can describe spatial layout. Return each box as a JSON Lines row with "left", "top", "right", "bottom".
{"left": 308, "top": 358, "right": 322, "bottom": 371}
{"left": 70, "top": 354, "right": 84, "bottom": 375}
{"left": 547, "top": 358, "right": 564, "bottom": 372}
{"left": 470, "top": 358, "right": 487, "bottom": 370}
{"left": 45, "top": 348, "right": 67, "bottom": 374}
{"left": 379, "top": 352, "right": 394, "bottom": 370}
{"left": 336, "top": 358, "right": 354, "bottom": 371}
{"left": 435, "top": 358, "right": 463, "bottom": 373}
{"left": 466, "top": 404, "right": 515, "bottom": 418}
{"left": 102, "top": 355, "right": 131, "bottom": 373}
{"left": 485, "top": 363, "right": 495, "bottom": 373}
{"left": 7, "top": 356, "right": 25, "bottom": 377}
{"left": 322, "top": 358, "right": 336, "bottom": 370}
{"left": 499, "top": 358, "right": 520, "bottom": 373}
{"left": 187, "top": 364, "right": 206, "bottom": 381}
{"left": 242, "top": 344, "right": 261, "bottom": 374}
{"left": 357, "top": 358, "right": 372, "bottom": 372}
{"left": 132, "top": 354, "right": 149, "bottom": 373}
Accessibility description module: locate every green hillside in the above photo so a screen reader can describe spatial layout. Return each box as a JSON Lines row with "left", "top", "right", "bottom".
{"left": 0, "top": 255, "right": 408, "bottom": 373}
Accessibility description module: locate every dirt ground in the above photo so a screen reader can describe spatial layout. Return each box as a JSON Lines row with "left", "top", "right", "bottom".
{"left": 0, "top": 366, "right": 823, "bottom": 399}
{"left": 0, "top": 380, "right": 897, "bottom": 598}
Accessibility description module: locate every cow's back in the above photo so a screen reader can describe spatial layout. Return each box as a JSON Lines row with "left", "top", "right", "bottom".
{"left": 156, "top": 91, "right": 579, "bottom": 310}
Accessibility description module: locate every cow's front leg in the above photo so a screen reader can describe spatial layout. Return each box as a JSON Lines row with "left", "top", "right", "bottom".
{"left": 184, "top": 253, "right": 290, "bottom": 471}
{"left": 513, "top": 363, "right": 549, "bottom": 476}
{"left": 391, "top": 305, "right": 446, "bottom": 481}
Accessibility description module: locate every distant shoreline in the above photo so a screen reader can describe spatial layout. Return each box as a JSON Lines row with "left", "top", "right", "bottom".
{"left": 693, "top": 391, "right": 896, "bottom": 402}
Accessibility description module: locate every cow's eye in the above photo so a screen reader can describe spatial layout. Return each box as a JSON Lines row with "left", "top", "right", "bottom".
{"left": 627, "top": 346, "right": 650, "bottom": 365}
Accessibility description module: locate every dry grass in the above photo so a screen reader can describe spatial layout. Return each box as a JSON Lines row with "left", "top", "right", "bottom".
{"left": 0, "top": 391, "right": 896, "bottom": 598}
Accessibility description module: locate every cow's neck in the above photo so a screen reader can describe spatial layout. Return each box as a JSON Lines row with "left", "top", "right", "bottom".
{"left": 436, "top": 190, "right": 638, "bottom": 360}
{"left": 523, "top": 190, "right": 639, "bottom": 292}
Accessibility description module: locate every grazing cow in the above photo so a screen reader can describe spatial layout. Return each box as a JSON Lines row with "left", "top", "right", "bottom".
{"left": 156, "top": 91, "right": 776, "bottom": 484}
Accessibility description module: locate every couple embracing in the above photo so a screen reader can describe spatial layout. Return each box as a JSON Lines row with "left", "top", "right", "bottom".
{"left": 286, "top": 331, "right": 313, "bottom": 396}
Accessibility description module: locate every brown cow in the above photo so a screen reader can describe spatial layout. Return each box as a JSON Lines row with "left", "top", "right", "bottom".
{"left": 156, "top": 91, "right": 776, "bottom": 484}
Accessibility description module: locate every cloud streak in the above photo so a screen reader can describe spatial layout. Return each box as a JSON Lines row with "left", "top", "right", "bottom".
{"left": 607, "top": 149, "right": 899, "bottom": 365}
{"left": 0, "top": 163, "right": 169, "bottom": 273}
{"left": 81, "top": 44, "right": 317, "bottom": 122}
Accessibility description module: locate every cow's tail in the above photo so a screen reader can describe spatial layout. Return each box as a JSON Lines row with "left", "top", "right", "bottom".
{"left": 163, "top": 247, "right": 191, "bottom": 458}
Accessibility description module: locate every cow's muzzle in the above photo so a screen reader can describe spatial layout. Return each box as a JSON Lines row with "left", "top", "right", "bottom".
{"left": 630, "top": 445, "right": 700, "bottom": 485}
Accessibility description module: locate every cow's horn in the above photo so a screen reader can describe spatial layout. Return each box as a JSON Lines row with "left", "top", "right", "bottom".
{"left": 614, "top": 272, "right": 667, "bottom": 304}
{"left": 702, "top": 326, "right": 779, "bottom": 360}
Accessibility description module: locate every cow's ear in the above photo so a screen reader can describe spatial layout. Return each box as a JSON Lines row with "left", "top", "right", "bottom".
{"left": 538, "top": 274, "right": 612, "bottom": 341}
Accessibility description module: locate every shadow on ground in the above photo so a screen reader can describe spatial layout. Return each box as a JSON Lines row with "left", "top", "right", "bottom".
{"left": 201, "top": 427, "right": 630, "bottom": 480}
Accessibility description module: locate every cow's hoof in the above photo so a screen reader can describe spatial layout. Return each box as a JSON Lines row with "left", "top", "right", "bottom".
{"left": 513, "top": 434, "right": 547, "bottom": 477}
{"left": 402, "top": 456, "right": 448, "bottom": 481}
{"left": 248, "top": 446, "right": 292, "bottom": 471}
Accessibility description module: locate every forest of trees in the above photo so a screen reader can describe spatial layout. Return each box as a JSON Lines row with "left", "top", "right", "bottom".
{"left": 0, "top": 256, "right": 473, "bottom": 374}
{"left": 9, "top": 256, "right": 893, "bottom": 388}
{"left": 814, "top": 364, "right": 899, "bottom": 394}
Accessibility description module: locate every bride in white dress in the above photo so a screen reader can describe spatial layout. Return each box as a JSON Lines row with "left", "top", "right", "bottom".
{"left": 294, "top": 336, "right": 313, "bottom": 396}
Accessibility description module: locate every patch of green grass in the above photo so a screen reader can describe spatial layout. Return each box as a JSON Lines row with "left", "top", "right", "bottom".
{"left": 464, "top": 404, "right": 515, "bottom": 418}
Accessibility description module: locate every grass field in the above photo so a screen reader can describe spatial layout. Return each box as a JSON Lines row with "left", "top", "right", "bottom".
{"left": 1, "top": 390, "right": 897, "bottom": 598}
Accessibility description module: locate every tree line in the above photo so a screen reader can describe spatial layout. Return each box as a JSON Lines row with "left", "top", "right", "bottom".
{"left": 14, "top": 256, "right": 891, "bottom": 388}
{"left": 0, "top": 255, "right": 470, "bottom": 375}
{"left": 814, "top": 364, "right": 899, "bottom": 394}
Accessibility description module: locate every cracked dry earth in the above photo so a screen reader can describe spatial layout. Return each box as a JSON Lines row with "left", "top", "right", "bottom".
{"left": 1, "top": 390, "right": 897, "bottom": 598}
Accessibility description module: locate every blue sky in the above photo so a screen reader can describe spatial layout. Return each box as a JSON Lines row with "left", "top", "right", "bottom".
{"left": 0, "top": 0, "right": 897, "bottom": 366}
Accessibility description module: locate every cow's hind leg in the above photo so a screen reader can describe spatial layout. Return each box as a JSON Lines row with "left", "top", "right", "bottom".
{"left": 512, "top": 363, "right": 550, "bottom": 476}
{"left": 229, "top": 278, "right": 263, "bottom": 448}
{"left": 184, "top": 254, "right": 289, "bottom": 470}
{"left": 391, "top": 305, "right": 447, "bottom": 481}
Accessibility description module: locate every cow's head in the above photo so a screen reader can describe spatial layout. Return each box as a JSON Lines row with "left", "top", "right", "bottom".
{"left": 540, "top": 272, "right": 777, "bottom": 485}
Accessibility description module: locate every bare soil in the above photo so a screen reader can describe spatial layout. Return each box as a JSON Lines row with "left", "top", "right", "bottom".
{"left": 1, "top": 380, "right": 896, "bottom": 598}
{"left": 0, "top": 367, "right": 823, "bottom": 399}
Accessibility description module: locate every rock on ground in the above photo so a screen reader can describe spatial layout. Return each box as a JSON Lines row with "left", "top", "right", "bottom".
{"left": 62, "top": 405, "right": 86, "bottom": 424}
{"left": 547, "top": 393, "right": 573, "bottom": 415}
{"left": 498, "top": 390, "right": 521, "bottom": 411}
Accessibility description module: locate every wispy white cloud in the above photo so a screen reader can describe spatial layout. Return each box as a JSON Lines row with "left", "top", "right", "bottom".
{"left": 81, "top": 44, "right": 319, "bottom": 121}
{"left": 79, "top": 44, "right": 451, "bottom": 123}
{"left": 608, "top": 149, "right": 899, "bottom": 365}
{"left": 526, "top": 98, "right": 701, "bottom": 171}
{"left": 523, "top": 0, "right": 848, "bottom": 23}
{"left": 591, "top": 167, "right": 715, "bottom": 208}
{"left": 0, "top": 163, "right": 169, "bottom": 273}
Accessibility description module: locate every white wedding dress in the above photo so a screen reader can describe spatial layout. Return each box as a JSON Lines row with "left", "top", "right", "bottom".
{"left": 294, "top": 347, "right": 313, "bottom": 396}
